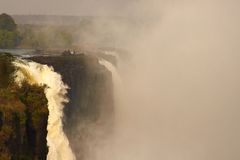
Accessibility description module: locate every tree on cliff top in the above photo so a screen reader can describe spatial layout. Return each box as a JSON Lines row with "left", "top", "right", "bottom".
{"left": 0, "top": 13, "right": 17, "bottom": 31}
{"left": 0, "top": 13, "right": 20, "bottom": 48}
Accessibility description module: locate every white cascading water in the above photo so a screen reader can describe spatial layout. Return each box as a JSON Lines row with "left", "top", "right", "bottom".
{"left": 99, "top": 59, "right": 122, "bottom": 104}
{"left": 97, "top": 58, "right": 124, "bottom": 160}
{"left": 13, "top": 60, "right": 76, "bottom": 160}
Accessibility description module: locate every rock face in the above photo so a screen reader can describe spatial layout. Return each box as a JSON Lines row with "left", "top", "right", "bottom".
{"left": 30, "top": 54, "right": 114, "bottom": 160}
{"left": 0, "top": 53, "right": 114, "bottom": 159}
{"left": 0, "top": 53, "right": 48, "bottom": 160}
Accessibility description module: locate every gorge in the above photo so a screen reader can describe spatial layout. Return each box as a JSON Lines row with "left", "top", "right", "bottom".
{"left": 0, "top": 52, "right": 116, "bottom": 159}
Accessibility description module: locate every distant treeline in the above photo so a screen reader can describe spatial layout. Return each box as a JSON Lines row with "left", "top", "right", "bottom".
{"left": 18, "top": 25, "right": 73, "bottom": 49}
{"left": 0, "top": 13, "right": 138, "bottom": 50}
{"left": 0, "top": 13, "right": 74, "bottom": 49}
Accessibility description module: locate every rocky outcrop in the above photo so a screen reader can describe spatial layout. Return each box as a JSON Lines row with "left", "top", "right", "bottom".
{"left": 0, "top": 53, "right": 48, "bottom": 160}
{"left": 30, "top": 54, "right": 114, "bottom": 160}
{"left": 0, "top": 53, "right": 114, "bottom": 160}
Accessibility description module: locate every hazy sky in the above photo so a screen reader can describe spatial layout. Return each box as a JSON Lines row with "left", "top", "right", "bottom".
{"left": 0, "top": 0, "right": 134, "bottom": 16}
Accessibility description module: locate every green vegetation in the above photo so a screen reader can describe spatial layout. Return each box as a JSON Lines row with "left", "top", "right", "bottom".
{"left": 19, "top": 25, "right": 73, "bottom": 49}
{"left": 0, "top": 13, "right": 73, "bottom": 49}
{"left": 0, "top": 13, "right": 21, "bottom": 49}
{"left": 0, "top": 53, "right": 48, "bottom": 159}
{"left": 0, "top": 53, "right": 14, "bottom": 87}
{"left": 0, "top": 13, "right": 16, "bottom": 31}
{"left": 0, "top": 13, "right": 74, "bottom": 49}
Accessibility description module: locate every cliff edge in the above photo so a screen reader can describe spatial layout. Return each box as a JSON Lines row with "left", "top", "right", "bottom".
{"left": 0, "top": 53, "right": 48, "bottom": 160}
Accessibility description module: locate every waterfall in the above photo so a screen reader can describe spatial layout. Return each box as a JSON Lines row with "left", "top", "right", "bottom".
{"left": 99, "top": 59, "right": 122, "bottom": 105}
{"left": 97, "top": 58, "right": 124, "bottom": 160}
{"left": 13, "top": 60, "right": 75, "bottom": 160}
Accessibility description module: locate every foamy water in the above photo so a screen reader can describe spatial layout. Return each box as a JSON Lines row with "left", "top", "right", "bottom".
{"left": 13, "top": 59, "right": 75, "bottom": 160}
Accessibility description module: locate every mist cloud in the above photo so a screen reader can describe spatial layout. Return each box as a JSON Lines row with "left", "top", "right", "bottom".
{"left": 2, "top": 0, "right": 240, "bottom": 159}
